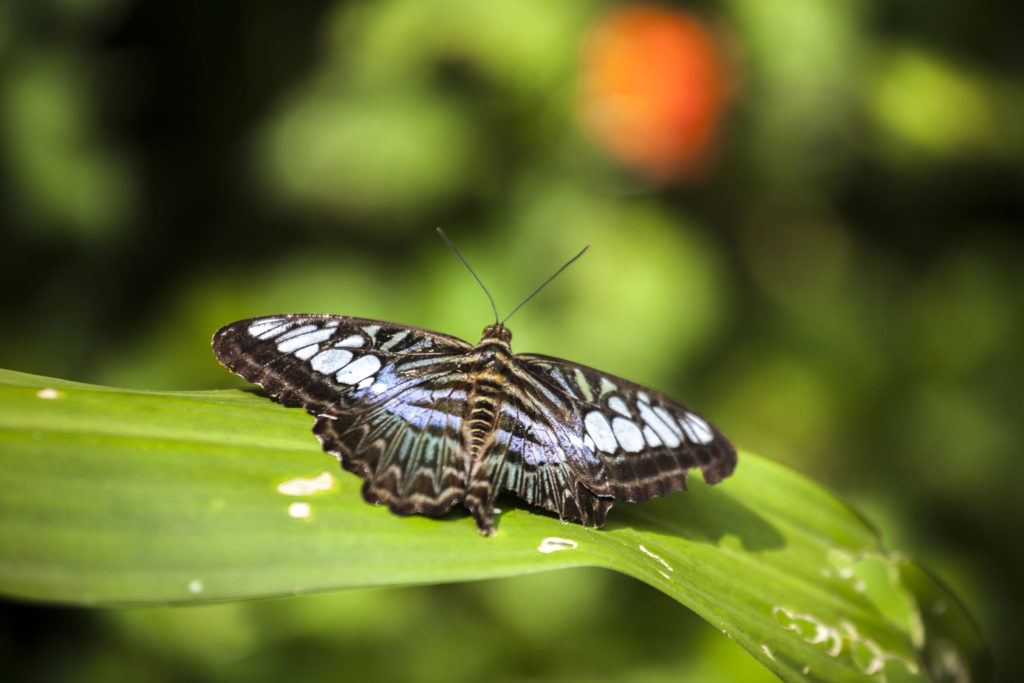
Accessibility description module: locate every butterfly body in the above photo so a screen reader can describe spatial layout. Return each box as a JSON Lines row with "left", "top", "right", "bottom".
{"left": 213, "top": 314, "right": 736, "bottom": 535}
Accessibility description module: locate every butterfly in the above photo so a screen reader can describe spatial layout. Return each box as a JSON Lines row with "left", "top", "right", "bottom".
{"left": 212, "top": 233, "right": 736, "bottom": 536}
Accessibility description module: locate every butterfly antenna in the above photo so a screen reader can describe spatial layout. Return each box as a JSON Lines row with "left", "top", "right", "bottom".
{"left": 436, "top": 228, "right": 499, "bottom": 324}
{"left": 501, "top": 244, "right": 589, "bottom": 325}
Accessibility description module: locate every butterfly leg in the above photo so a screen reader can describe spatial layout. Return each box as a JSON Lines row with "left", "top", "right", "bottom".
{"left": 591, "top": 497, "right": 614, "bottom": 528}
{"left": 464, "top": 460, "right": 499, "bottom": 536}
{"left": 467, "top": 499, "right": 497, "bottom": 536}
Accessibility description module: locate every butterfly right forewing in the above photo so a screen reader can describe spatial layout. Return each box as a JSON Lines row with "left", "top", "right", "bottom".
{"left": 514, "top": 353, "right": 737, "bottom": 508}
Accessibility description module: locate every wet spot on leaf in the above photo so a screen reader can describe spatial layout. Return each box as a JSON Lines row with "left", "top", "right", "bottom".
{"left": 772, "top": 606, "right": 920, "bottom": 678}
{"left": 537, "top": 537, "right": 578, "bottom": 553}
{"left": 638, "top": 543, "right": 674, "bottom": 573}
{"left": 277, "top": 471, "right": 334, "bottom": 496}
{"left": 288, "top": 502, "right": 312, "bottom": 519}
{"left": 829, "top": 550, "right": 924, "bottom": 647}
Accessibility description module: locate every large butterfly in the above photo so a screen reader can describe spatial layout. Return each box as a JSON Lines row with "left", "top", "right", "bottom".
{"left": 212, "top": 313, "right": 737, "bottom": 535}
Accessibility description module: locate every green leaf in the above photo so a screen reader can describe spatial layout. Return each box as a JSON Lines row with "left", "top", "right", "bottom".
{"left": 0, "top": 369, "right": 987, "bottom": 682}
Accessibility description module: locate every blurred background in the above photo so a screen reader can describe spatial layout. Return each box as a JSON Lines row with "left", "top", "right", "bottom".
{"left": 1, "top": 0, "right": 1021, "bottom": 680}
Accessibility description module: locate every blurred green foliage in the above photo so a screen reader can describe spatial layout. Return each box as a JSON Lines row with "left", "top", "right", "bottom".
{"left": 1, "top": 0, "right": 1020, "bottom": 680}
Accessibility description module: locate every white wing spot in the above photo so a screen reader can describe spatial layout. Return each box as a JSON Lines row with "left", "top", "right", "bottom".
{"left": 546, "top": 368, "right": 576, "bottom": 399}
{"left": 599, "top": 377, "right": 617, "bottom": 397}
{"left": 274, "top": 324, "right": 316, "bottom": 341}
{"left": 310, "top": 348, "right": 353, "bottom": 374}
{"left": 335, "top": 334, "right": 365, "bottom": 348}
{"left": 356, "top": 377, "right": 374, "bottom": 389}
{"left": 277, "top": 327, "right": 334, "bottom": 353}
{"left": 584, "top": 410, "right": 618, "bottom": 453}
{"left": 654, "top": 406, "right": 684, "bottom": 440}
{"left": 336, "top": 354, "right": 382, "bottom": 384}
{"left": 642, "top": 425, "right": 662, "bottom": 447}
{"left": 36, "top": 388, "right": 60, "bottom": 399}
{"left": 256, "top": 321, "right": 294, "bottom": 339}
{"left": 294, "top": 344, "right": 319, "bottom": 360}
{"left": 612, "top": 417, "right": 645, "bottom": 452}
{"left": 583, "top": 434, "right": 596, "bottom": 451}
{"left": 370, "top": 381, "right": 389, "bottom": 394}
{"left": 574, "top": 369, "right": 594, "bottom": 401}
{"left": 680, "top": 413, "right": 715, "bottom": 444}
{"left": 608, "top": 396, "right": 631, "bottom": 417}
{"left": 537, "top": 537, "right": 578, "bottom": 553}
{"left": 637, "top": 391, "right": 651, "bottom": 404}
{"left": 276, "top": 471, "right": 335, "bottom": 496}
{"left": 288, "top": 502, "right": 312, "bottom": 519}
{"left": 247, "top": 319, "right": 283, "bottom": 337}
{"left": 638, "top": 401, "right": 680, "bottom": 448}
{"left": 380, "top": 329, "right": 409, "bottom": 350}
{"left": 679, "top": 419, "right": 698, "bottom": 443}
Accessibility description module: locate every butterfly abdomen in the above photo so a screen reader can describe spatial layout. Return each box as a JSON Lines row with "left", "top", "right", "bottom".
{"left": 465, "top": 377, "right": 500, "bottom": 448}
{"left": 461, "top": 340, "right": 515, "bottom": 535}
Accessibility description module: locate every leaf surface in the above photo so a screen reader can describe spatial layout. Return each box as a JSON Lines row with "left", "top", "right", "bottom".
{"left": 0, "top": 369, "right": 987, "bottom": 682}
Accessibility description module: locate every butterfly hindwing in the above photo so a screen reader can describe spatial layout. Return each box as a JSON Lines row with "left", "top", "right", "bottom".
{"left": 483, "top": 371, "right": 605, "bottom": 526}
{"left": 312, "top": 362, "right": 469, "bottom": 520}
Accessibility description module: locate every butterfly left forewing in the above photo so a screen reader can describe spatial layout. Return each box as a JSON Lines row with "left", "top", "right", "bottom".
{"left": 213, "top": 314, "right": 476, "bottom": 518}
{"left": 212, "top": 314, "right": 473, "bottom": 414}
{"left": 515, "top": 353, "right": 737, "bottom": 510}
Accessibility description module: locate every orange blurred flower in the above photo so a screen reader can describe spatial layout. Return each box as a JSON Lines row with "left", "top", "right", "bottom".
{"left": 579, "top": 5, "right": 733, "bottom": 183}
